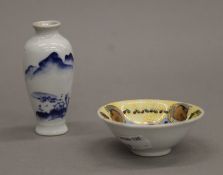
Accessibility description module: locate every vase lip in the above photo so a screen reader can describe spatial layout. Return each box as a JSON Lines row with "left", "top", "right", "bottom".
{"left": 32, "top": 20, "right": 61, "bottom": 29}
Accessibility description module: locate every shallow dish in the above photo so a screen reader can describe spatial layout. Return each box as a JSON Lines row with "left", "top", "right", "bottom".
{"left": 97, "top": 99, "right": 204, "bottom": 157}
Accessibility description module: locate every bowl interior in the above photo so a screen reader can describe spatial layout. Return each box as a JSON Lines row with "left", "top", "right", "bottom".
{"left": 98, "top": 99, "right": 204, "bottom": 125}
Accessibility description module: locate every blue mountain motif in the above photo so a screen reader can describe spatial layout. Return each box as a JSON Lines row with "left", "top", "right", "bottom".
{"left": 65, "top": 53, "right": 74, "bottom": 62}
{"left": 25, "top": 52, "right": 74, "bottom": 78}
{"left": 25, "top": 65, "right": 36, "bottom": 75}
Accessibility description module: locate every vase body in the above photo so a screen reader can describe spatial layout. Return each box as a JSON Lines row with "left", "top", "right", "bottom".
{"left": 24, "top": 21, "right": 74, "bottom": 136}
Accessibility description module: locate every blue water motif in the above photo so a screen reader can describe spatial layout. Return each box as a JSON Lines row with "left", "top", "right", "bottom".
{"left": 25, "top": 52, "right": 74, "bottom": 78}
{"left": 32, "top": 92, "right": 70, "bottom": 120}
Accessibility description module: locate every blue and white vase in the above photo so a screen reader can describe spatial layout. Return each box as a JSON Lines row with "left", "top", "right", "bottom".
{"left": 24, "top": 20, "right": 74, "bottom": 136}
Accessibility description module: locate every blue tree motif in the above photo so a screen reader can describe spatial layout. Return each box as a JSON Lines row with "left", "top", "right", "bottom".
{"left": 32, "top": 92, "right": 70, "bottom": 120}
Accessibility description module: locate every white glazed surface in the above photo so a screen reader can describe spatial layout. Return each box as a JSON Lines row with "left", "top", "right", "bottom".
{"left": 24, "top": 34, "right": 73, "bottom": 100}
{"left": 24, "top": 21, "right": 74, "bottom": 136}
{"left": 106, "top": 121, "right": 191, "bottom": 156}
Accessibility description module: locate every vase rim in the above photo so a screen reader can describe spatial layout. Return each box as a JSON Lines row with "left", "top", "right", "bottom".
{"left": 32, "top": 20, "right": 61, "bottom": 29}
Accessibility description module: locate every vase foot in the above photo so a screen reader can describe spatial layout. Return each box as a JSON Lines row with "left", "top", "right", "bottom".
{"left": 35, "top": 122, "right": 68, "bottom": 136}
{"left": 131, "top": 148, "right": 171, "bottom": 157}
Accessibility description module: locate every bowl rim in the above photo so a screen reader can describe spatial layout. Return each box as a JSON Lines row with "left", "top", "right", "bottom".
{"left": 97, "top": 99, "right": 205, "bottom": 128}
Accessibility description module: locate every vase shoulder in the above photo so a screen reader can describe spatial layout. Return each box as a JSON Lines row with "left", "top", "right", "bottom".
{"left": 24, "top": 33, "right": 73, "bottom": 66}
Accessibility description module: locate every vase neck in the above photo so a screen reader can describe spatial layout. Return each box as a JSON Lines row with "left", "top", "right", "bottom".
{"left": 33, "top": 20, "right": 61, "bottom": 35}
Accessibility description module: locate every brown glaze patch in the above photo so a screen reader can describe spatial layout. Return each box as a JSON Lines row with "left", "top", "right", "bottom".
{"left": 105, "top": 105, "right": 126, "bottom": 123}
{"left": 170, "top": 104, "right": 189, "bottom": 121}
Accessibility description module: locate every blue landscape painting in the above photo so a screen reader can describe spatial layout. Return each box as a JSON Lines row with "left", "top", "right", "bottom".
{"left": 25, "top": 52, "right": 74, "bottom": 78}
{"left": 32, "top": 92, "right": 70, "bottom": 120}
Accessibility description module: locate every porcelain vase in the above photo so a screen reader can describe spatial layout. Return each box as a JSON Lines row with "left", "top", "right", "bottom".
{"left": 24, "top": 20, "right": 74, "bottom": 136}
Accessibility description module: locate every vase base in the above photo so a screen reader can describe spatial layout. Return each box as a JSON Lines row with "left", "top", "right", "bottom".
{"left": 35, "top": 123, "right": 68, "bottom": 136}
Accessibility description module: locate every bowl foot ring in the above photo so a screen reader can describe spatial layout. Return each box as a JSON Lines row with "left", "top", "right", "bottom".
{"left": 131, "top": 148, "right": 171, "bottom": 157}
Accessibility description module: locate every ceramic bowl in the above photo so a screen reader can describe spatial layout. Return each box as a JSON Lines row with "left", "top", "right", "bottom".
{"left": 97, "top": 99, "right": 204, "bottom": 157}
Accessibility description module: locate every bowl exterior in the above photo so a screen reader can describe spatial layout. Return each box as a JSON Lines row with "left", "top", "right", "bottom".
{"left": 104, "top": 121, "right": 193, "bottom": 156}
